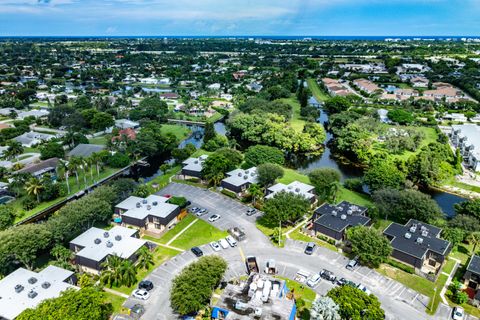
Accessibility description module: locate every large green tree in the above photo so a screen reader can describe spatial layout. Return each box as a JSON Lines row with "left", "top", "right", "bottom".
{"left": 346, "top": 226, "right": 392, "bottom": 268}
{"left": 201, "top": 153, "right": 231, "bottom": 186}
{"left": 262, "top": 190, "right": 310, "bottom": 225}
{"left": 324, "top": 96, "right": 351, "bottom": 114}
{"left": 17, "top": 287, "right": 112, "bottom": 320}
{"left": 327, "top": 285, "right": 385, "bottom": 320}
{"left": 244, "top": 145, "right": 285, "bottom": 167}
{"left": 308, "top": 168, "right": 341, "bottom": 201}
{"left": 455, "top": 199, "right": 480, "bottom": 220}
{"left": 363, "top": 160, "right": 406, "bottom": 192}
{"left": 373, "top": 188, "right": 443, "bottom": 223}
{"left": 40, "top": 141, "right": 64, "bottom": 160}
{"left": 257, "top": 163, "right": 284, "bottom": 187}
{"left": 0, "top": 206, "right": 15, "bottom": 231}
{"left": 170, "top": 256, "right": 227, "bottom": 315}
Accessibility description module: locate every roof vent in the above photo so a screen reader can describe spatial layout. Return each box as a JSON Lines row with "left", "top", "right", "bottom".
{"left": 251, "top": 172, "right": 255, "bottom": 177}
{"left": 244, "top": 175, "right": 248, "bottom": 180}
{"left": 332, "top": 210, "right": 337, "bottom": 216}
{"left": 142, "top": 199, "right": 148, "bottom": 204}
{"left": 94, "top": 238, "right": 102, "bottom": 244}
{"left": 422, "top": 230, "right": 429, "bottom": 237}
{"left": 115, "top": 235, "right": 122, "bottom": 241}
{"left": 417, "top": 237, "right": 424, "bottom": 244}
{"left": 295, "top": 188, "right": 300, "bottom": 192}
{"left": 15, "top": 284, "right": 24, "bottom": 293}
{"left": 347, "top": 210, "right": 353, "bottom": 215}
{"left": 147, "top": 205, "right": 151, "bottom": 210}
{"left": 340, "top": 214, "right": 347, "bottom": 220}
{"left": 245, "top": 170, "right": 249, "bottom": 174}
{"left": 409, "top": 225, "right": 417, "bottom": 233}
{"left": 287, "top": 186, "right": 293, "bottom": 190}
{"left": 103, "top": 232, "right": 109, "bottom": 238}
{"left": 136, "top": 202, "right": 141, "bottom": 208}
{"left": 28, "top": 277, "right": 37, "bottom": 284}
{"left": 405, "top": 232, "right": 412, "bottom": 239}
{"left": 194, "top": 160, "right": 199, "bottom": 164}
{"left": 28, "top": 290, "right": 38, "bottom": 299}
{"left": 238, "top": 172, "right": 242, "bottom": 177}
{"left": 41, "top": 282, "right": 51, "bottom": 289}
{"left": 106, "top": 241, "right": 113, "bottom": 248}
{"left": 152, "top": 201, "right": 158, "bottom": 206}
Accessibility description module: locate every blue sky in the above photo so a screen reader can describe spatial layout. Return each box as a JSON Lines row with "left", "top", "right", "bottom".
{"left": 0, "top": 0, "right": 479, "bottom": 36}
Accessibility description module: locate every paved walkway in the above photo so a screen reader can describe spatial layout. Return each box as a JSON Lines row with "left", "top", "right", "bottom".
{"left": 166, "top": 218, "right": 198, "bottom": 245}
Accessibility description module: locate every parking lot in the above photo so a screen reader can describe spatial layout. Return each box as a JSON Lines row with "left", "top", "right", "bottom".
{"left": 123, "top": 183, "right": 470, "bottom": 320}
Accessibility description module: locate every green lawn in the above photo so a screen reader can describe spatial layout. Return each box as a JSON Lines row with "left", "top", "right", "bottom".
{"left": 278, "top": 97, "right": 305, "bottom": 132}
{"left": 169, "top": 218, "right": 228, "bottom": 249}
{"left": 112, "top": 246, "right": 179, "bottom": 295}
{"left": 450, "top": 243, "right": 473, "bottom": 265}
{"left": 289, "top": 228, "right": 337, "bottom": 251}
{"left": 427, "top": 273, "right": 449, "bottom": 314}
{"left": 146, "top": 165, "right": 181, "bottom": 190}
{"left": 156, "top": 214, "right": 197, "bottom": 244}
{"left": 14, "top": 166, "right": 119, "bottom": 223}
{"left": 306, "top": 78, "right": 330, "bottom": 102}
{"left": 442, "top": 177, "right": 480, "bottom": 194}
{"left": 88, "top": 135, "right": 108, "bottom": 145}
{"left": 278, "top": 168, "right": 311, "bottom": 185}
{"left": 372, "top": 219, "right": 392, "bottom": 232}
{"left": 160, "top": 124, "right": 191, "bottom": 140}
{"left": 277, "top": 276, "right": 317, "bottom": 308}
{"left": 443, "top": 258, "right": 457, "bottom": 275}
{"left": 104, "top": 291, "right": 127, "bottom": 315}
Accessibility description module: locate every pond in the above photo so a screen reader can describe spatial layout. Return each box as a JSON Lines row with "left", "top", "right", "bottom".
{"left": 298, "top": 96, "right": 467, "bottom": 217}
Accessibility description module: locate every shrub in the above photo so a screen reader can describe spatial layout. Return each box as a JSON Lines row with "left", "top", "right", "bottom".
{"left": 386, "top": 259, "right": 414, "bottom": 274}
{"left": 22, "top": 197, "right": 37, "bottom": 211}
{"left": 343, "top": 178, "right": 363, "bottom": 193}
{"left": 106, "top": 152, "right": 130, "bottom": 168}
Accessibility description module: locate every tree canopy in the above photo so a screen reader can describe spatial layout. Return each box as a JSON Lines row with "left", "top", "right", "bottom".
{"left": 244, "top": 145, "right": 285, "bottom": 167}
{"left": 308, "top": 168, "right": 341, "bottom": 201}
{"left": 454, "top": 199, "right": 480, "bottom": 220}
{"left": 346, "top": 226, "right": 392, "bottom": 268}
{"left": 363, "top": 160, "right": 406, "bottom": 192}
{"left": 373, "top": 188, "right": 443, "bottom": 223}
{"left": 170, "top": 256, "right": 227, "bottom": 315}
{"left": 327, "top": 285, "right": 385, "bottom": 320}
{"left": 262, "top": 190, "right": 310, "bottom": 225}
{"left": 17, "top": 287, "right": 112, "bottom": 320}
{"left": 257, "top": 163, "right": 284, "bottom": 187}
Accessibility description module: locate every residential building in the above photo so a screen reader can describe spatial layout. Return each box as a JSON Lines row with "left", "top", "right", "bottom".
{"left": 15, "top": 157, "right": 59, "bottom": 178}
{"left": 115, "top": 119, "right": 140, "bottom": 129}
{"left": 114, "top": 195, "right": 181, "bottom": 233}
{"left": 246, "top": 82, "right": 263, "bottom": 92}
{"left": 377, "top": 108, "right": 391, "bottom": 123}
{"left": 423, "top": 82, "right": 475, "bottom": 103}
{"left": 383, "top": 219, "right": 451, "bottom": 278}
{"left": 322, "top": 78, "right": 352, "bottom": 97}
{"left": 14, "top": 131, "right": 55, "bottom": 147}
{"left": 310, "top": 201, "right": 370, "bottom": 242}
{"left": 463, "top": 255, "right": 480, "bottom": 302}
{"left": 67, "top": 144, "right": 105, "bottom": 158}
{"left": 410, "top": 76, "right": 429, "bottom": 88}
{"left": 69, "top": 226, "right": 146, "bottom": 274}
{"left": 450, "top": 125, "right": 480, "bottom": 171}
{"left": 112, "top": 128, "right": 136, "bottom": 142}
{"left": 266, "top": 181, "right": 316, "bottom": 204}
{"left": 353, "top": 78, "right": 382, "bottom": 94}
{"left": 443, "top": 113, "right": 467, "bottom": 122}
{"left": 211, "top": 274, "right": 296, "bottom": 320}
{"left": 0, "top": 266, "right": 76, "bottom": 320}
{"left": 17, "top": 109, "right": 50, "bottom": 120}
{"left": 221, "top": 167, "right": 259, "bottom": 195}
{"left": 181, "top": 155, "right": 208, "bottom": 178}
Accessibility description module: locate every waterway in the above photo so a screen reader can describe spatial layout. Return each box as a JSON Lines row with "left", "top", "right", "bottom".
{"left": 297, "top": 96, "right": 467, "bottom": 217}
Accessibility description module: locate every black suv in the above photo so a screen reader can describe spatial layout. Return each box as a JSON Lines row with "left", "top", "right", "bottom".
{"left": 191, "top": 247, "right": 203, "bottom": 257}
{"left": 304, "top": 242, "right": 316, "bottom": 255}
{"left": 320, "top": 269, "right": 336, "bottom": 282}
{"left": 138, "top": 280, "right": 154, "bottom": 291}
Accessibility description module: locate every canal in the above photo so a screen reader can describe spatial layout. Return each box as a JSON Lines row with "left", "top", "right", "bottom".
{"left": 297, "top": 96, "right": 467, "bottom": 217}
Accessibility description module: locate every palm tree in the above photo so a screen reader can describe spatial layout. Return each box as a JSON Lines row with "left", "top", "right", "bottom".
{"left": 100, "top": 255, "right": 123, "bottom": 288}
{"left": 136, "top": 246, "right": 154, "bottom": 270}
{"left": 25, "top": 177, "right": 44, "bottom": 203}
{"left": 86, "top": 156, "right": 95, "bottom": 181}
{"left": 57, "top": 160, "right": 70, "bottom": 194}
{"left": 79, "top": 157, "right": 88, "bottom": 188}
{"left": 248, "top": 183, "right": 264, "bottom": 206}
{"left": 327, "top": 181, "right": 341, "bottom": 204}
{"left": 119, "top": 260, "right": 137, "bottom": 287}
{"left": 467, "top": 232, "right": 480, "bottom": 254}
{"left": 68, "top": 156, "right": 81, "bottom": 188}
{"left": 6, "top": 140, "right": 24, "bottom": 163}
{"left": 63, "top": 131, "right": 76, "bottom": 149}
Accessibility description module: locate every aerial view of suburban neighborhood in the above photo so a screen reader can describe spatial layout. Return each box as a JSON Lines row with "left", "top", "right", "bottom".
{"left": 2, "top": 1, "right": 480, "bottom": 320}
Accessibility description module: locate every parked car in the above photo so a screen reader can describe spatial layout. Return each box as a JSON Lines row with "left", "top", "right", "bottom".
{"left": 452, "top": 306, "right": 465, "bottom": 320}
{"left": 357, "top": 284, "right": 371, "bottom": 295}
{"left": 218, "top": 238, "right": 229, "bottom": 249}
{"left": 246, "top": 208, "right": 257, "bottom": 216}
{"left": 320, "top": 269, "right": 336, "bottom": 282}
{"left": 336, "top": 277, "right": 347, "bottom": 286}
{"left": 304, "top": 242, "right": 316, "bottom": 255}
{"left": 346, "top": 257, "right": 359, "bottom": 270}
{"left": 129, "top": 304, "right": 145, "bottom": 320}
{"left": 306, "top": 274, "right": 322, "bottom": 288}
{"left": 208, "top": 214, "right": 221, "bottom": 222}
{"left": 189, "top": 207, "right": 199, "bottom": 213}
{"left": 196, "top": 210, "right": 207, "bottom": 217}
{"left": 132, "top": 289, "right": 150, "bottom": 300}
{"left": 191, "top": 247, "right": 203, "bottom": 257}
{"left": 210, "top": 241, "right": 221, "bottom": 251}
{"left": 225, "top": 235, "right": 237, "bottom": 247}
{"left": 138, "top": 280, "right": 153, "bottom": 291}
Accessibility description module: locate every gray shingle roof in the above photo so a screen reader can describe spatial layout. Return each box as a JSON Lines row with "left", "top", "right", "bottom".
{"left": 314, "top": 201, "right": 370, "bottom": 232}
{"left": 67, "top": 144, "right": 105, "bottom": 158}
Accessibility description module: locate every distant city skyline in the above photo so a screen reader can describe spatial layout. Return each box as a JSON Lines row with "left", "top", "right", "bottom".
{"left": 0, "top": 0, "right": 479, "bottom": 37}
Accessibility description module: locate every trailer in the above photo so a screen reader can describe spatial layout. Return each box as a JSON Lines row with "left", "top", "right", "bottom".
{"left": 228, "top": 227, "right": 246, "bottom": 242}
{"left": 264, "top": 259, "right": 277, "bottom": 275}
{"left": 245, "top": 256, "right": 259, "bottom": 274}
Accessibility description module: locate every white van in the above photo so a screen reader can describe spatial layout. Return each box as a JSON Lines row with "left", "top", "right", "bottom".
{"left": 225, "top": 235, "right": 237, "bottom": 247}
{"left": 218, "top": 238, "right": 230, "bottom": 249}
